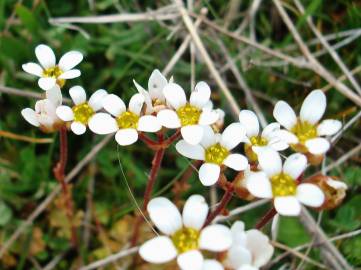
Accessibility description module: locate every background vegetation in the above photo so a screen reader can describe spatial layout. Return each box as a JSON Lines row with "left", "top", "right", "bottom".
{"left": 0, "top": 0, "right": 360, "bottom": 269}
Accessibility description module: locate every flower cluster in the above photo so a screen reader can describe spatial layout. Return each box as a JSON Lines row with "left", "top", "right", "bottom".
{"left": 21, "top": 44, "right": 347, "bottom": 270}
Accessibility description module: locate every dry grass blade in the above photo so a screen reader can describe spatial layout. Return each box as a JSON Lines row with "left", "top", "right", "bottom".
{"left": 0, "top": 130, "right": 53, "bottom": 144}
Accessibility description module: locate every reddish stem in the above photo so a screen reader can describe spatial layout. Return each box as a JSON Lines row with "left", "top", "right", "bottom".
{"left": 255, "top": 207, "right": 277, "bottom": 229}
{"left": 53, "top": 126, "right": 77, "bottom": 247}
{"left": 203, "top": 186, "right": 233, "bottom": 227}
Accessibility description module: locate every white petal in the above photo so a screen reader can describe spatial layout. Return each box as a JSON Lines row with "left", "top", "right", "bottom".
{"left": 129, "top": 93, "right": 145, "bottom": 115}
{"left": 200, "top": 125, "right": 216, "bottom": 149}
{"left": 56, "top": 105, "right": 74, "bottom": 121}
{"left": 296, "top": 183, "right": 325, "bottom": 207}
{"left": 147, "top": 197, "right": 182, "bottom": 235}
{"left": 139, "top": 236, "right": 177, "bottom": 264}
{"left": 268, "top": 129, "right": 298, "bottom": 147}
{"left": 137, "top": 115, "right": 161, "bottom": 132}
{"left": 102, "top": 94, "right": 126, "bottom": 117}
{"left": 283, "top": 153, "right": 307, "bottom": 180}
{"left": 256, "top": 147, "right": 282, "bottom": 177}
{"left": 182, "top": 195, "right": 208, "bottom": 230}
{"left": 317, "top": 119, "right": 342, "bottom": 136}
{"left": 88, "top": 89, "right": 108, "bottom": 111}
{"left": 300, "top": 90, "right": 326, "bottom": 124}
{"left": 226, "top": 246, "right": 252, "bottom": 269}
{"left": 190, "top": 81, "right": 211, "bottom": 108}
{"left": 181, "top": 125, "right": 203, "bottom": 145}
{"left": 274, "top": 196, "right": 301, "bottom": 216}
{"left": 305, "top": 138, "right": 330, "bottom": 155}
{"left": 202, "top": 260, "right": 224, "bottom": 270}
{"left": 230, "top": 221, "right": 247, "bottom": 245}
{"left": 21, "top": 108, "right": 40, "bottom": 127}
{"left": 261, "top": 122, "right": 280, "bottom": 139}
{"left": 115, "top": 128, "right": 138, "bottom": 146}
{"left": 148, "top": 69, "right": 167, "bottom": 101}
{"left": 177, "top": 250, "right": 203, "bottom": 270}
{"left": 163, "top": 83, "right": 187, "bottom": 109}
{"left": 46, "top": 86, "right": 62, "bottom": 106}
{"left": 199, "top": 109, "right": 219, "bottom": 125}
{"left": 273, "top": 101, "right": 297, "bottom": 130}
{"left": 223, "top": 154, "right": 248, "bottom": 171}
{"left": 239, "top": 110, "right": 259, "bottom": 137}
{"left": 69, "top": 86, "right": 86, "bottom": 105}
{"left": 35, "top": 44, "right": 56, "bottom": 69}
{"left": 71, "top": 122, "right": 86, "bottom": 135}
{"left": 221, "top": 123, "right": 246, "bottom": 150}
{"left": 22, "top": 62, "right": 43, "bottom": 77}
{"left": 157, "top": 109, "right": 181, "bottom": 128}
{"left": 58, "top": 69, "right": 80, "bottom": 79}
{"left": 38, "top": 77, "right": 56, "bottom": 90}
{"left": 176, "top": 140, "right": 205, "bottom": 160}
{"left": 199, "top": 163, "right": 220, "bottom": 186}
{"left": 58, "top": 51, "right": 83, "bottom": 71}
{"left": 246, "top": 171, "right": 273, "bottom": 199}
{"left": 327, "top": 178, "right": 347, "bottom": 190}
{"left": 134, "top": 80, "right": 153, "bottom": 113}
{"left": 199, "top": 224, "right": 232, "bottom": 252}
{"left": 88, "top": 113, "right": 118, "bottom": 134}
{"left": 245, "top": 230, "right": 274, "bottom": 267}
{"left": 238, "top": 265, "right": 258, "bottom": 270}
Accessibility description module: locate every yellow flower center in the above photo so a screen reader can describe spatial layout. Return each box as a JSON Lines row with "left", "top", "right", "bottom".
{"left": 205, "top": 143, "right": 229, "bottom": 165}
{"left": 72, "top": 103, "right": 94, "bottom": 125}
{"left": 116, "top": 111, "right": 139, "bottom": 129}
{"left": 270, "top": 173, "right": 297, "bottom": 197}
{"left": 171, "top": 227, "right": 200, "bottom": 253}
{"left": 42, "top": 66, "right": 65, "bottom": 88}
{"left": 291, "top": 120, "right": 317, "bottom": 144}
{"left": 176, "top": 103, "right": 201, "bottom": 126}
{"left": 245, "top": 136, "right": 268, "bottom": 162}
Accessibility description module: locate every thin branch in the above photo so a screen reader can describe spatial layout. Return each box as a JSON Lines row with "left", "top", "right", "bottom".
{"left": 324, "top": 142, "right": 361, "bottom": 174}
{"left": 174, "top": 0, "right": 240, "bottom": 117}
{"left": 293, "top": 0, "right": 361, "bottom": 95}
{"left": 0, "top": 135, "right": 113, "bottom": 258}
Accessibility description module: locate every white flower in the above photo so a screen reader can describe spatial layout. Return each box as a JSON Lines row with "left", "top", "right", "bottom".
{"left": 238, "top": 110, "right": 297, "bottom": 161}
{"left": 273, "top": 90, "right": 342, "bottom": 155}
{"left": 22, "top": 44, "right": 83, "bottom": 90}
{"left": 157, "top": 82, "right": 219, "bottom": 145}
{"left": 246, "top": 148, "right": 325, "bottom": 216}
{"left": 326, "top": 177, "right": 347, "bottom": 190}
{"left": 176, "top": 124, "right": 248, "bottom": 186}
{"left": 88, "top": 93, "right": 161, "bottom": 145}
{"left": 21, "top": 85, "right": 63, "bottom": 132}
{"left": 224, "top": 221, "right": 274, "bottom": 270}
{"left": 133, "top": 69, "right": 170, "bottom": 114}
{"left": 203, "top": 260, "right": 224, "bottom": 270}
{"left": 139, "top": 195, "right": 232, "bottom": 270}
{"left": 56, "top": 86, "right": 107, "bottom": 135}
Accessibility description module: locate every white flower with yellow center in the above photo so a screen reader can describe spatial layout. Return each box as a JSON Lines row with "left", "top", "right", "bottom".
{"left": 223, "top": 221, "right": 274, "bottom": 270}
{"left": 22, "top": 44, "right": 83, "bottom": 90}
{"left": 21, "top": 85, "right": 63, "bottom": 132}
{"left": 88, "top": 93, "right": 161, "bottom": 145}
{"left": 246, "top": 148, "right": 325, "bottom": 216}
{"left": 133, "top": 69, "right": 170, "bottom": 114}
{"left": 157, "top": 82, "right": 219, "bottom": 145}
{"left": 273, "top": 90, "right": 342, "bottom": 155}
{"left": 176, "top": 125, "right": 248, "bottom": 186}
{"left": 56, "top": 86, "right": 107, "bottom": 135}
{"left": 238, "top": 110, "right": 297, "bottom": 162}
{"left": 139, "top": 195, "right": 232, "bottom": 270}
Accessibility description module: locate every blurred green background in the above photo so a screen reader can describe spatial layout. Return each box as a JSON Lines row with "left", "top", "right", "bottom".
{"left": 0, "top": 0, "right": 360, "bottom": 269}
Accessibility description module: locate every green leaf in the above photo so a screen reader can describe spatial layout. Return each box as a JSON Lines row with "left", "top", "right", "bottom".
{"left": 0, "top": 201, "right": 12, "bottom": 226}
{"left": 278, "top": 217, "right": 311, "bottom": 247}
{"left": 15, "top": 4, "right": 39, "bottom": 34}
{"left": 344, "top": 166, "right": 361, "bottom": 187}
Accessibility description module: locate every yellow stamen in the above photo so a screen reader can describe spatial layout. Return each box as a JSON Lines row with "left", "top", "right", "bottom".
{"left": 176, "top": 103, "right": 201, "bottom": 126}
{"left": 205, "top": 143, "right": 229, "bottom": 165}
{"left": 116, "top": 111, "right": 139, "bottom": 129}
{"left": 172, "top": 227, "right": 200, "bottom": 253}
{"left": 270, "top": 173, "right": 297, "bottom": 196}
{"left": 42, "top": 66, "right": 65, "bottom": 88}
{"left": 245, "top": 136, "right": 268, "bottom": 162}
{"left": 291, "top": 120, "right": 317, "bottom": 144}
{"left": 72, "top": 103, "right": 94, "bottom": 125}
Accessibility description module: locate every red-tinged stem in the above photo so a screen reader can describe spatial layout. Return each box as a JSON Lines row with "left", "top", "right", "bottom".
{"left": 162, "top": 129, "right": 181, "bottom": 146}
{"left": 53, "top": 126, "right": 77, "bottom": 247}
{"left": 203, "top": 186, "right": 233, "bottom": 227}
{"left": 138, "top": 132, "right": 158, "bottom": 147}
{"left": 255, "top": 207, "right": 277, "bottom": 229}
